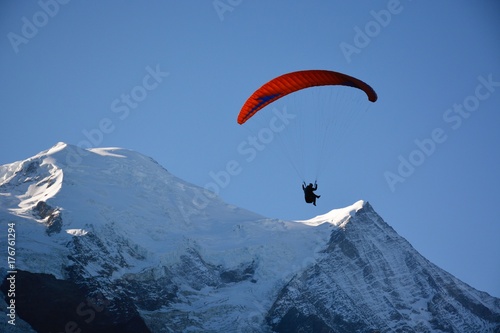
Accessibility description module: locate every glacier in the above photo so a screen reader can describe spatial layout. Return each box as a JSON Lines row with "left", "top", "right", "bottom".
{"left": 0, "top": 142, "right": 499, "bottom": 333}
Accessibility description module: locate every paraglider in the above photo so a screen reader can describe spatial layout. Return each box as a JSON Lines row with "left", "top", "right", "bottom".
{"left": 237, "top": 70, "right": 377, "bottom": 125}
{"left": 302, "top": 181, "right": 320, "bottom": 206}
{"left": 237, "top": 70, "right": 377, "bottom": 204}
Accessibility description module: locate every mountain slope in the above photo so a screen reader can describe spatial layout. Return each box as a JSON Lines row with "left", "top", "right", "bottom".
{"left": 268, "top": 202, "right": 500, "bottom": 332}
{"left": 1, "top": 143, "right": 499, "bottom": 333}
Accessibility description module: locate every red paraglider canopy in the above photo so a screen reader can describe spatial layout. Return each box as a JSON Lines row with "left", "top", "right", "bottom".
{"left": 237, "top": 70, "right": 377, "bottom": 124}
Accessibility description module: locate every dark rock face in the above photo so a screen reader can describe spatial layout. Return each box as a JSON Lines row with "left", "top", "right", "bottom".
{"left": 33, "top": 201, "right": 62, "bottom": 235}
{"left": 0, "top": 270, "right": 151, "bottom": 333}
{"left": 272, "top": 307, "right": 334, "bottom": 333}
{"left": 220, "top": 260, "right": 256, "bottom": 284}
{"left": 23, "top": 161, "right": 40, "bottom": 176}
{"left": 115, "top": 269, "right": 177, "bottom": 312}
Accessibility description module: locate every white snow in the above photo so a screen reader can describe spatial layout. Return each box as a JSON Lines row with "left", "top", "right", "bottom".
{"left": 88, "top": 147, "right": 127, "bottom": 158}
{"left": 0, "top": 142, "right": 355, "bottom": 324}
{"left": 0, "top": 143, "right": 353, "bottom": 279}
{"left": 1, "top": 143, "right": 498, "bottom": 332}
{"left": 65, "top": 229, "right": 89, "bottom": 236}
{"left": 296, "top": 199, "right": 365, "bottom": 227}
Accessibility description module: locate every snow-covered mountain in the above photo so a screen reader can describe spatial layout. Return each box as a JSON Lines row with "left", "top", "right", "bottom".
{"left": 1, "top": 142, "right": 499, "bottom": 333}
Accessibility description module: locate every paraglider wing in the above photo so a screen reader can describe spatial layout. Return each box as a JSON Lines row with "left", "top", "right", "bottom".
{"left": 237, "top": 70, "right": 377, "bottom": 124}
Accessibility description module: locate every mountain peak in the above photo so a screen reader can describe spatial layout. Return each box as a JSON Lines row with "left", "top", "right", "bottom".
{"left": 1, "top": 145, "right": 499, "bottom": 332}
{"left": 297, "top": 199, "right": 366, "bottom": 227}
{"left": 33, "top": 142, "right": 147, "bottom": 169}
{"left": 45, "top": 141, "right": 69, "bottom": 154}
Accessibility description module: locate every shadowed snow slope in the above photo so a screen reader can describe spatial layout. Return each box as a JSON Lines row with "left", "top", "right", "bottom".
{"left": 1, "top": 143, "right": 499, "bottom": 333}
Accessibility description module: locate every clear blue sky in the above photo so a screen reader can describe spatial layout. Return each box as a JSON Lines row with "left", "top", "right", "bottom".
{"left": 1, "top": 1, "right": 499, "bottom": 297}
